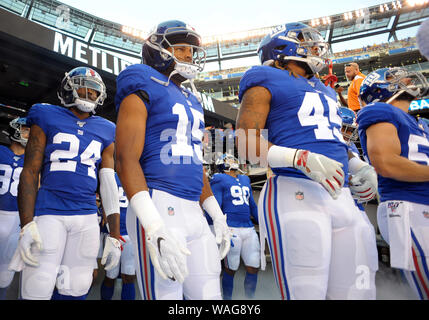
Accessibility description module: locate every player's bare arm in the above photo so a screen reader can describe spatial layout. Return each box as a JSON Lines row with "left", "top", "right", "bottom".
{"left": 200, "top": 167, "right": 214, "bottom": 205}
{"left": 366, "top": 122, "right": 429, "bottom": 182}
{"left": 18, "top": 124, "right": 46, "bottom": 227}
{"left": 115, "top": 93, "right": 150, "bottom": 199}
{"left": 100, "top": 142, "right": 121, "bottom": 240}
{"left": 236, "top": 86, "right": 272, "bottom": 164}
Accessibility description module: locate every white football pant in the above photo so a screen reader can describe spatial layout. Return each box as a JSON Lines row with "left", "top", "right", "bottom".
{"left": 127, "top": 189, "right": 222, "bottom": 300}
{"left": 0, "top": 211, "right": 20, "bottom": 288}
{"left": 258, "top": 176, "right": 378, "bottom": 300}
{"left": 20, "top": 214, "right": 99, "bottom": 300}
{"left": 224, "top": 227, "right": 260, "bottom": 271}
{"left": 377, "top": 200, "right": 429, "bottom": 299}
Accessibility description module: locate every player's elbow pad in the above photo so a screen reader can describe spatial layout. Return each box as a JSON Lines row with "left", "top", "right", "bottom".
{"left": 99, "top": 168, "right": 120, "bottom": 217}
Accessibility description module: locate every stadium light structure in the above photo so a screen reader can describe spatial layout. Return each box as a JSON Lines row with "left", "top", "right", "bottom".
{"left": 122, "top": 25, "right": 146, "bottom": 40}
{"left": 406, "top": 0, "right": 429, "bottom": 7}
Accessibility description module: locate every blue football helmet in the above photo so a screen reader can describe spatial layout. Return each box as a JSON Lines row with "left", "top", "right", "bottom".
{"left": 5, "top": 117, "right": 29, "bottom": 147}
{"left": 257, "top": 22, "right": 331, "bottom": 74}
{"left": 338, "top": 107, "right": 358, "bottom": 145}
{"left": 215, "top": 153, "right": 243, "bottom": 173}
{"left": 359, "top": 67, "right": 429, "bottom": 106}
{"left": 142, "top": 20, "right": 206, "bottom": 79}
{"left": 58, "top": 67, "right": 107, "bottom": 113}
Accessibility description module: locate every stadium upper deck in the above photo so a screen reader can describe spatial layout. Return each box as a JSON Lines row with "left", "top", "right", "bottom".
{"left": 2, "top": 0, "right": 427, "bottom": 66}
{"left": 0, "top": 0, "right": 428, "bottom": 111}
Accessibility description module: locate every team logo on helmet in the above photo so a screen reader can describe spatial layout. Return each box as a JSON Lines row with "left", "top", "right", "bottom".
{"left": 258, "top": 22, "right": 331, "bottom": 74}
{"left": 359, "top": 67, "right": 429, "bottom": 105}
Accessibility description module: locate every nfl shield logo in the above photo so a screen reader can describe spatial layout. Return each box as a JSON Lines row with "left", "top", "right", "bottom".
{"left": 295, "top": 191, "right": 304, "bottom": 201}
{"left": 77, "top": 121, "right": 86, "bottom": 128}
{"left": 423, "top": 211, "right": 429, "bottom": 219}
{"left": 168, "top": 207, "right": 175, "bottom": 216}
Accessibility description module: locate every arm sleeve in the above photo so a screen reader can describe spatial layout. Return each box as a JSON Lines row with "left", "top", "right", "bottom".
{"left": 246, "top": 176, "right": 258, "bottom": 222}
{"left": 249, "top": 189, "right": 258, "bottom": 222}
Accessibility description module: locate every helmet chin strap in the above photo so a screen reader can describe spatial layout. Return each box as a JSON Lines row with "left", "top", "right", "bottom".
{"left": 74, "top": 98, "right": 97, "bottom": 113}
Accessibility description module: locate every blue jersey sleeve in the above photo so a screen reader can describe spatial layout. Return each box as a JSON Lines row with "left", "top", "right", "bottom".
{"left": 27, "top": 104, "right": 51, "bottom": 134}
{"left": 115, "top": 64, "right": 160, "bottom": 113}
{"left": 357, "top": 103, "right": 401, "bottom": 132}
{"left": 210, "top": 174, "right": 225, "bottom": 209}
{"left": 239, "top": 66, "right": 277, "bottom": 102}
{"left": 246, "top": 176, "right": 258, "bottom": 222}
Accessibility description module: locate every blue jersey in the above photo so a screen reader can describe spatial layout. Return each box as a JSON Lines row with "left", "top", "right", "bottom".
{"left": 115, "top": 173, "right": 129, "bottom": 236}
{"left": 208, "top": 173, "right": 258, "bottom": 228}
{"left": 239, "top": 66, "right": 349, "bottom": 183}
{"left": 115, "top": 64, "right": 204, "bottom": 201}
{"left": 358, "top": 102, "right": 429, "bottom": 205}
{"left": 0, "top": 145, "right": 24, "bottom": 212}
{"left": 27, "top": 104, "right": 116, "bottom": 216}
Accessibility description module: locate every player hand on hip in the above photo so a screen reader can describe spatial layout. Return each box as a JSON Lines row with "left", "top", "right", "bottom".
{"left": 349, "top": 165, "right": 378, "bottom": 203}
{"left": 146, "top": 225, "right": 191, "bottom": 283}
{"left": 294, "top": 150, "right": 345, "bottom": 200}
{"left": 101, "top": 235, "right": 125, "bottom": 271}
{"left": 17, "top": 221, "right": 43, "bottom": 267}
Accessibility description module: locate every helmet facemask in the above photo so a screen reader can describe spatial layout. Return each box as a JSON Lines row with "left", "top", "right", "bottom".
{"left": 278, "top": 27, "right": 331, "bottom": 74}
{"left": 7, "top": 118, "right": 29, "bottom": 147}
{"left": 59, "top": 72, "right": 106, "bottom": 113}
{"left": 385, "top": 68, "right": 429, "bottom": 104}
{"left": 146, "top": 27, "right": 206, "bottom": 80}
{"left": 341, "top": 123, "right": 359, "bottom": 145}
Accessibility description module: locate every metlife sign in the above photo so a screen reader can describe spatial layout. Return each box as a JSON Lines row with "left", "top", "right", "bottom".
{"left": 53, "top": 32, "right": 138, "bottom": 76}
{"left": 409, "top": 99, "right": 429, "bottom": 112}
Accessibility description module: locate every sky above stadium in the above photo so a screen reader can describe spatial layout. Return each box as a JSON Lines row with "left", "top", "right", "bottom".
{"left": 58, "top": 0, "right": 418, "bottom": 70}
{"left": 60, "top": 0, "right": 391, "bottom": 36}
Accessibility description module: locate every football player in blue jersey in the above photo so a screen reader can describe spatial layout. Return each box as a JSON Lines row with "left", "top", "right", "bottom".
{"left": 9, "top": 67, "right": 123, "bottom": 300}
{"left": 210, "top": 154, "right": 260, "bottom": 300}
{"left": 338, "top": 107, "right": 379, "bottom": 299}
{"left": 0, "top": 117, "right": 29, "bottom": 299}
{"left": 115, "top": 20, "right": 231, "bottom": 300}
{"left": 236, "top": 22, "right": 377, "bottom": 299}
{"left": 358, "top": 67, "right": 429, "bottom": 300}
{"left": 100, "top": 173, "right": 136, "bottom": 300}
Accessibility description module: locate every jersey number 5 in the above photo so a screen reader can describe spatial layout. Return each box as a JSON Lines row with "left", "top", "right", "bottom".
{"left": 50, "top": 132, "right": 102, "bottom": 178}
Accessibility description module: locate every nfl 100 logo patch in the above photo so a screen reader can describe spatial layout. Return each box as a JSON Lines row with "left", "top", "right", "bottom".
{"left": 423, "top": 211, "right": 429, "bottom": 219}
{"left": 167, "top": 207, "right": 175, "bottom": 216}
{"left": 388, "top": 202, "right": 400, "bottom": 213}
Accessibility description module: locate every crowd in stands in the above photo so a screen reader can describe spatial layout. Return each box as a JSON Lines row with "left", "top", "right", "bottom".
{"left": 333, "top": 37, "right": 416, "bottom": 58}
{"left": 198, "top": 37, "right": 418, "bottom": 80}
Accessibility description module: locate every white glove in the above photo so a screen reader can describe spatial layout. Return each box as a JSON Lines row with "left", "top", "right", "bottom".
{"left": 129, "top": 191, "right": 191, "bottom": 283}
{"left": 294, "top": 150, "right": 345, "bottom": 200}
{"left": 202, "top": 196, "right": 232, "bottom": 259}
{"left": 17, "top": 221, "right": 43, "bottom": 267}
{"left": 146, "top": 225, "right": 191, "bottom": 283}
{"left": 101, "top": 236, "right": 124, "bottom": 271}
{"left": 349, "top": 165, "right": 378, "bottom": 203}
